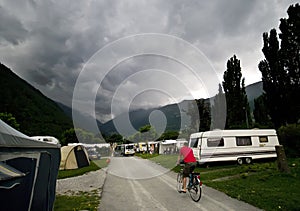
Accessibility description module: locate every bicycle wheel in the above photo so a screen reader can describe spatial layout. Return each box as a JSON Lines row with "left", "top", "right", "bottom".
{"left": 177, "top": 172, "right": 183, "bottom": 193}
{"left": 189, "top": 178, "right": 202, "bottom": 202}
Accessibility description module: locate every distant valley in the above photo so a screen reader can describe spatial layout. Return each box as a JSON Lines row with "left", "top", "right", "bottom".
{"left": 1, "top": 62, "right": 263, "bottom": 138}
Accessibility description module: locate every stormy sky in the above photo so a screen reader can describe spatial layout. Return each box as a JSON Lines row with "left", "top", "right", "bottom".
{"left": 0, "top": 0, "right": 297, "bottom": 123}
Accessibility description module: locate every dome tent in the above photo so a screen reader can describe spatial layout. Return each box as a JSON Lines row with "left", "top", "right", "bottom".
{"left": 0, "top": 119, "right": 61, "bottom": 211}
{"left": 60, "top": 145, "right": 90, "bottom": 170}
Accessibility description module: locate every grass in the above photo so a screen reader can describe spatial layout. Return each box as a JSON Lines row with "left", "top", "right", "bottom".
{"left": 54, "top": 190, "right": 100, "bottom": 211}
{"left": 135, "top": 152, "right": 160, "bottom": 159}
{"left": 55, "top": 160, "right": 105, "bottom": 211}
{"left": 173, "top": 158, "right": 300, "bottom": 211}
{"left": 57, "top": 160, "right": 101, "bottom": 179}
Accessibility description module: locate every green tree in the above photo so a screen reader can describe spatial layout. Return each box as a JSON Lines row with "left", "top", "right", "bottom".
{"left": 159, "top": 130, "right": 179, "bottom": 140}
{"left": 211, "top": 84, "right": 226, "bottom": 130}
{"left": 279, "top": 3, "right": 300, "bottom": 124}
{"left": 259, "top": 3, "right": 300, "bottom": 128}
{"left": 105, "top": 133, "right": 123, "bottom": 145}
{"left": 139, "top": 125, "right": 158, "bottom": 142}
{"left": 258, "top": 29, "right": 287, "bottom": 128}
{"left": 139, "top": 125, "right": 151, "bottom": 133}
{"left": 186, "top": 100, "right": 200, "bottom": 133}
{"left": 0, "top": 112, "right": 20, "bottom": 130}
{"left": 60, "top": 128, "right": 79, "bottom": 146}
{"left": 253, "top": 95, "right": 273, "bottom": 127}
{"left": 223, "top": 55, "right": 251, "bottom": 128}
{"left": 195, "top": 99, "right": 211, "bottom": 131}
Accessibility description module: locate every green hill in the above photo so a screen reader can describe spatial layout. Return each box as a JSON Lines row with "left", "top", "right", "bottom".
{"left": 0, "top": 63, "right": 73, "bottom": 138}
{"left": 99, "top": 83, "right": 263, "bottom": 137}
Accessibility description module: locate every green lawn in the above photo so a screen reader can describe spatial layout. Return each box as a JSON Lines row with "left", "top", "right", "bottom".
{"left": 200, "top": 159, "right": 300, "bottom": 211}
{"left": 170, "top": 158, "right": 300, "bottom": 211}
{"left": 54, "top": 190, "right": 99, "bottom": 211}
{"left": 57, "top": 160, "right": 101, "bottom": 179}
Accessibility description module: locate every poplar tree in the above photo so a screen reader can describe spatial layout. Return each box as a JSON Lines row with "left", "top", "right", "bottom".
{"left": 259, "top": 3, "right": 300, "bottom": 127}
{"left": 211, "top": 84, "right": 226, "bottom": 129}
{"left": 222, "top": 55, "right": 251, "bottom": 128}
{"left": 279, "top": 3, "right": 300, "bottom": 123}
{"left": 258, "top": 29, "right": 287, "bottom": 128}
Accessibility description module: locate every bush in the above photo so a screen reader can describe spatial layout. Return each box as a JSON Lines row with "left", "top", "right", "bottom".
{"left": 278, "top": 124, "right": 300, "bottom": 158}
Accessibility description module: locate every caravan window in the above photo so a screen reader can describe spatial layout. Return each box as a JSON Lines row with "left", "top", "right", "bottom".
{"left": 125, "top": 145, "right": 134, "bottom": 149}
{"left": 259, "top": 136, "right": 268, "bottom": 143}
{"left": 236, "top": 136, "right": 252, "bottom": 146}
{"left": 207, "top": 138, "right": 224, "bottom": 147}
{"left": 189, "top": 138, "right": 199, "bottom": 148}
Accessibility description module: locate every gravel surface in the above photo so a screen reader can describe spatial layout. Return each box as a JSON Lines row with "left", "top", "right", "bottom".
{"left": 56, "top": 169, "right": 107, "bottom": 196}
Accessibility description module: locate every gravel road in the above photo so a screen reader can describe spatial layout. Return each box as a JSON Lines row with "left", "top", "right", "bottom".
{"left": 56, "top": 169, "right": 107, "bottom": 196}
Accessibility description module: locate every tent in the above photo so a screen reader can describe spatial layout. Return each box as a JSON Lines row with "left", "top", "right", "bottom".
{"left": 59, "top": 145, "right": 90, "bottom": 170}
{"left": 0, "top": 119, "right": 61, "bottom": 211}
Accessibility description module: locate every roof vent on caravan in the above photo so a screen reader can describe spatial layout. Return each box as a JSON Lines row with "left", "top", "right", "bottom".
{"left": 31, "top": 136, "right": 59, "bottom": 145}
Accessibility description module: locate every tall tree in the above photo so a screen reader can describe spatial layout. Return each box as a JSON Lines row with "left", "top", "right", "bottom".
{"left": 258, "top": 29, "right": 287, "bottom": 128}
{"left": 279, "top": 3, "right": 300, "bottom": 124}
{"left": 211, "top": 84, "right": 226, "bottom": 130}
{"left": 259, "top": 3, "right": 300, "bottom": 127}
{"left": 223, "top": 55, "right": 251, "bottom": 128}
{"left": 195, "top": 99, "right": 211, "bottom": 132}
{"left": 253, "top": 95, "right": 273, "bottom": 127}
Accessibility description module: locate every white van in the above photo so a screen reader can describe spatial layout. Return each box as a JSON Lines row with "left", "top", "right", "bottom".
{"left": 189, "top": 129, "right": 279, "bottom": 165}
{"left": 114, "top": 144, "right": 135, "bottom": 156}
{"left": 124, "top": 143, "right": 135, "bottom": 156}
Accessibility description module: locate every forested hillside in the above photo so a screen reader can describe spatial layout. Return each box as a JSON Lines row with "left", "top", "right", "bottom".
{"left": 0, "top": 63, "right": 73, "bottom": 138}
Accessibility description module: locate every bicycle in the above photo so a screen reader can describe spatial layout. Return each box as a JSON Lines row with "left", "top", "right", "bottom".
{"left": 177, "top": 164, "right": 202, "bottom": 202}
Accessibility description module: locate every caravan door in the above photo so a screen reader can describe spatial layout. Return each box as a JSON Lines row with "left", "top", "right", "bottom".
{"left": 189, "top": 133, "right": 203, "bottom": 162}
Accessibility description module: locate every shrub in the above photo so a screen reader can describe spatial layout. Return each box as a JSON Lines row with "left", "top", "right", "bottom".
{"left": 278, "top": 124, "right": 300, "bottom": 158}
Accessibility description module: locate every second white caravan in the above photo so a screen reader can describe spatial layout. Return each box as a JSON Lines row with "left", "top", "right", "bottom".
{"left": 189, "top": 129, "right": 280, "bottom": 165}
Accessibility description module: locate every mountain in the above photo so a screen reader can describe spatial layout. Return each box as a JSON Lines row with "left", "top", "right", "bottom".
{"left": 0, "top": 60, "right": 264, "bottom": 138}
{"left": 56, "top": 101, "right": 103, "bottom": 133}
{"left": 0, "top": 63, "right": 73, "bottom": 138}
{"left": 99, "top": 99, "right": 205, "bottom": 137}
{"left": 99, "top": 105, "right": 183, "bottom": 137}
{"left": 99, "top": 82, "right": 264, "bottom": 136}
{"left": 245, "top": 81, "right": 263, "bottom": 110}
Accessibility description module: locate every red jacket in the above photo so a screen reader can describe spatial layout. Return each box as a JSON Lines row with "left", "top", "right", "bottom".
{"left": 180, "top": 146, "right": 196, "bottom": 163}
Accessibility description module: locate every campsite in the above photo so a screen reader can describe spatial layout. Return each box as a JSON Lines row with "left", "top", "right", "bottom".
{"left": 0, "top": 119, "right": 107, "bottom": 211}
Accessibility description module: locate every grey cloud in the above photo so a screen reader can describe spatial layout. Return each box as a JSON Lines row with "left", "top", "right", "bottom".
{"left": 0, "top": 6, "right": 28, "bottom": 44}
{"left": 0, "top": 0, "right": 297, "bottom": 123}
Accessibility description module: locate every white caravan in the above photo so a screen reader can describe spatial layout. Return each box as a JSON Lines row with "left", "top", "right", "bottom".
{"left": 189, "top": 129, "right": 280, "bottom": 165}
{"left": 31, "top": 136, "right": 59, "bottom": 145}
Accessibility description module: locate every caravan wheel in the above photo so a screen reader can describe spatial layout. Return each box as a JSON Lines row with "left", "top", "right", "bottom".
{"left": 237, "top": 158, "right": 243, "bottom": 165}
{"left": 245, "top": 157, "right": 252, "bottom": 164}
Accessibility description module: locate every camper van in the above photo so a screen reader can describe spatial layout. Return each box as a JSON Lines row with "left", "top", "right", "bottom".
{"left": 114, "top": 143, "right": 135, "bottom": 156}
{"left": 189, "top": 129, "right": 280, "bottom": 165}
{"left": 138, "top": 142, "right": 147, "bottom": 153}
{"left": 124, "top": 143, "right": 135, "bottom": 156}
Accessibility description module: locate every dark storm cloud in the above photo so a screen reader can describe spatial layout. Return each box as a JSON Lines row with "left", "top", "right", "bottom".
{"left": 0, "top": 6, "right": 28, "bottom": 45}
{"left": 0, "top": 0, "right": 298, "bottom": 123}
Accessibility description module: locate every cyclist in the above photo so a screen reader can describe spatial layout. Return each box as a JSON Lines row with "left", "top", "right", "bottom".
{"left": 177, "top": 142, "right": 197, "bottom": 193}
